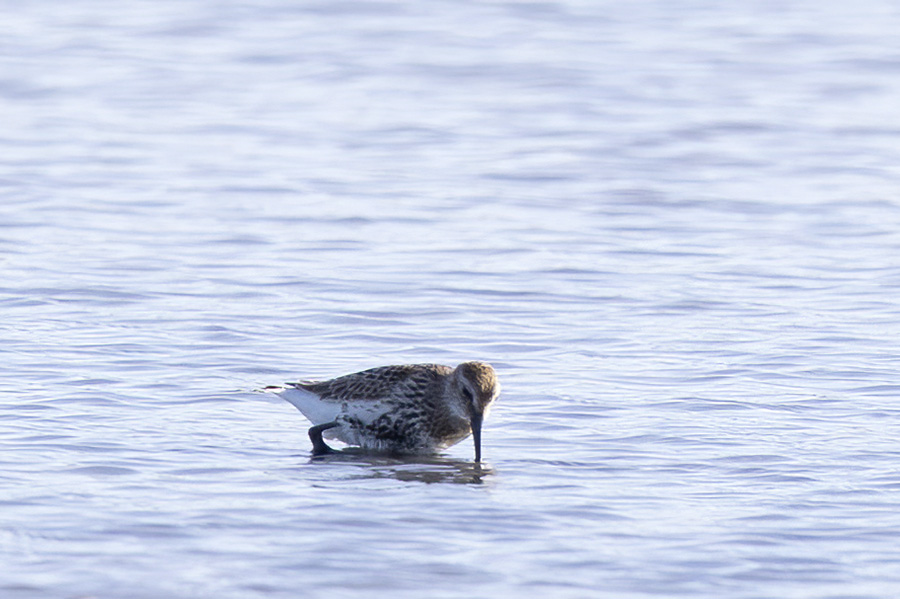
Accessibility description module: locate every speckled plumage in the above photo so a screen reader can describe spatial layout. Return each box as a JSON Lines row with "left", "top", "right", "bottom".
{"left": 273, "top": 362, "right": 500, "bottom": 460}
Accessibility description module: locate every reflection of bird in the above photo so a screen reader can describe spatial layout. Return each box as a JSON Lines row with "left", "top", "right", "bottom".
{"left": 270, "top": 362, "right": 500, "bottom": 462}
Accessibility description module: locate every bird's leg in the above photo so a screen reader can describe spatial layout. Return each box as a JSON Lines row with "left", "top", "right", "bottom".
{"left": 308, "top": 421, "right": 340, "bottom": 455}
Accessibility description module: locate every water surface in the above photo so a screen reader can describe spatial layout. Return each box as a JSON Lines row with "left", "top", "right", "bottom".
{"left": 3, "top": 1, "right": 900, "bottom": 597}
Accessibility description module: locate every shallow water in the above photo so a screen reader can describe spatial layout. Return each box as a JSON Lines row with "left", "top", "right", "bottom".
{"left": 3, "top": 1, "right": 900, "bottom": 597}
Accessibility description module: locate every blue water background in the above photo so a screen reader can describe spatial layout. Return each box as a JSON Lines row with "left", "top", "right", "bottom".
{"left": 3, "top": 1, "right": 900, "bottom": 597}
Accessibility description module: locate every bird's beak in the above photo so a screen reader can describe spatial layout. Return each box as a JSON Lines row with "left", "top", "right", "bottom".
{"left": 471, "top": 412, "right": 483, "bottom": 462}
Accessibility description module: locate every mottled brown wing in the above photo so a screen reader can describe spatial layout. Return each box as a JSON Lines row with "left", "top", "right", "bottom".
{"left": 291, "top": 364, "right": 452, "bottom": 401}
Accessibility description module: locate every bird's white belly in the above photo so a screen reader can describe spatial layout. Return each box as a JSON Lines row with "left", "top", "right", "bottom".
{"left": 334, "top": 401, "right": 391, "bottom": 445}
{"left": 278, "top": 388, "right": 342, "bottom": 425}
{"left": 333, "top": 401, "right": 426, "bottom": 451}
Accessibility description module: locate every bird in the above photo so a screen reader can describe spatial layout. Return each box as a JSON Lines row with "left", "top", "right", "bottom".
{"left": 270, "top": 362, "right": 500, "bottom": 462}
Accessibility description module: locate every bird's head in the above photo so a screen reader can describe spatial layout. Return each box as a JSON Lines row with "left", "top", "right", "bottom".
{"left": 452, "top": 361, "right": 500, "bottom": 462}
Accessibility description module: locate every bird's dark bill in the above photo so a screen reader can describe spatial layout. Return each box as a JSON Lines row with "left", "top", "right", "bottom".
{"left": 471, "top": 413, "right": 483, "bottom": 462}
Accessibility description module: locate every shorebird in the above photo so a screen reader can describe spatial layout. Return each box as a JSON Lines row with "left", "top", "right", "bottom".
{"left": 270, "top": 362, "right": 500, "bottom": 461}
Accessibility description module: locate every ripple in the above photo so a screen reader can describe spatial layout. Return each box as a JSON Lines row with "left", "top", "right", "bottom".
{"left": 64, "top": 466, "right": 139, "bottom": 477}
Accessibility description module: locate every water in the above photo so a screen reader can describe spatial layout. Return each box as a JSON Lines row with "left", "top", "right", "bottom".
{"left": 3, "top": 1, "right": 900, "bottom": 597}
